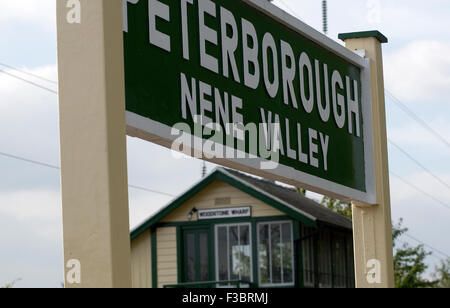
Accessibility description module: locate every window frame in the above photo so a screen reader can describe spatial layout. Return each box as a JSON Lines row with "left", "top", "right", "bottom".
{"left": 301, "top": 224, "right": 316, "bottom": 288}
{"left": 214, "top": 222, "right": 253, "bottom": 285}
{"left": 257, "top": 220, "right": 295, "bottom": 287}
{"left": 318, "top": 229, "right": 332, "bottom": 288}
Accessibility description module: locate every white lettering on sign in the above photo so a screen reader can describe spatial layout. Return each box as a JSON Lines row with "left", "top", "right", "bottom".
{"left": 199, "top": 0, "right": 219, "bottom": 74}
{"left": 198, "top": 207, "right": 251, "bottom": 220}
{"left": 148, "top": 0, "right": 171, "bottom": 52}
{"left": 124, "top": 0, "right": 363, "bottom": 138}
{"left": 123, "top": 0, "right": 139, "bottom": 32}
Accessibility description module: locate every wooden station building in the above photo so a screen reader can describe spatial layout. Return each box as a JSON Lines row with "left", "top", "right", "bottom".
{"left": 130, "top": 167, "right": 355, "bottom": 288}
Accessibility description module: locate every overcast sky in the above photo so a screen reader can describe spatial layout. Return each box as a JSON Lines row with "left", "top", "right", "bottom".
{"left": 1, "top": 0, "right": 449, "bottom": 287}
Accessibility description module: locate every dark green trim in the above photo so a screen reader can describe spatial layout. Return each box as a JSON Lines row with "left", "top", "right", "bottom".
{"left": 208, "top": 224, "right": 215, "bottom": 282}
{"left": 178, "top": 225, "right": 215, "bottom": 283}
{"left": 338, "top": 31, "right": 388, "bottom": 43}
{"left": 155, "top": 215, "right": 292, "bottom": 228}
{"left": 176, "top": 226, "right": 182, "bottom": 284}
{"left": 293, "top": 220, "right": 300, "bottom": 241}
{"left": 296, "top": 222, "right": 304, "bottom": 288}
{"left": 151, "top": 229, "right": 157, "bottom": 288}
{"left": 251, "top": 221, "right": 258, "bottom": 285}
{"left": 130, "top": 169, "right": 317, "bottom": 240}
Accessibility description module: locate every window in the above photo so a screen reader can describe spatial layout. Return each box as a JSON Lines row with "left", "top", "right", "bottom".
{"left": 183, "top": 229, "right": 210, "bottom": 282}
{"left": 215, "top": 223, "right": 252, "bottom": 284}
{"left": 332, "top": 233, "right": 347, "bottom": 288}
{"left": 318, "top": 230, "right": 332, "bottom": 288}
{"left": 258, "top": 221, "right": 294, "bottom": 286}
{"left": 302, "top": 225, "right": 315, "bottom": 287}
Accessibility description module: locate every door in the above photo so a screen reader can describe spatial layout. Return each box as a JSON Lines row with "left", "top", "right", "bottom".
{"left": 182, "top": 226, "right": 211, "bottom": 283}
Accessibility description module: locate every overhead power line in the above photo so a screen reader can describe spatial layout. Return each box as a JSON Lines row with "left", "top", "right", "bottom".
{"left": 0, "top": 151, "right": 60, "bottom": 170}
{"left": 0, "top": 150, "right": 175, "bottom": 198}
{"left": 386, "top": 90, "right": 450, "bottom": 151}
{"left": 0, "top": 62, "right": 58, "bottom": 84}
{"left": 0, "top": 63, "right": 177, "bottom": 198}
{"left": 388, "top": 139, "right": 450, "bottom": 192}
{"left": 404, "top": 233, "right": 450, "bottom": 259}
{"left": 0, "top": 68, "right": 58, "bottom": 95}
{"left": 322, "top": 0, "right": 328, "bottom": 35}
{"left": 390, "top": 171, "right": 450, "bottom": 212}
{"left": 397, "top": 239, "right": 444, "bottom": 261}
{"left": 278, "top": 0, "right": 303, "bottom": 21}
{"left": 128, "top": 184, "right": 175, "bottom": 197}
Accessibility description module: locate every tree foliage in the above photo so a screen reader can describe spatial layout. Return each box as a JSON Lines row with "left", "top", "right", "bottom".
{"left": 296, "top": 187, "right": 306, "bottom": 196}
{"left": 320, "top": 196, "right": 352, "bottom": 220}
{"left": 433, "top": 258, "right": 450, "bottom": 288}
{"left": 392, "top": 220, "right": 437, "bottom": 288}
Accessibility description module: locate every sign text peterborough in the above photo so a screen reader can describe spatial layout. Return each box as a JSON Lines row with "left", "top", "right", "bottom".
{"left": 123, "top": 0, "right": 374, "bottom": 203}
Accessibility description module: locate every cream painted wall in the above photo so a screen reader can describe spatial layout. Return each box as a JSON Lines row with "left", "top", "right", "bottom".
{"left": 156, "top": 227, "right": 177, "bottom": 288}
{"left": 130, "top": 230, "right": 152, "bottom": 288}
{"left": 161, "top": 180, "right": 284, "bottom": 223}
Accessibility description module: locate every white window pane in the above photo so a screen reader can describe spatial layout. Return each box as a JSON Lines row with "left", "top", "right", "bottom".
{"left": 282, "top": 223, "right": 293, "bottom": 283}
{"left": 270, "top": 224, "right": 282, "bottom": 284}
{"left": 239, "top": 225, "right": 251, "bottom": 282}
{"left": 217, "top": 223, "right": 253, "bottom": 285}
{"left": 230, "top": 226, "right": 240, "bottom": 280}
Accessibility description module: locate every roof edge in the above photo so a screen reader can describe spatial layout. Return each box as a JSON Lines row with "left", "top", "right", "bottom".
{"left": 338, "top": 30, "right": 388, "bottom": 44}
{"left": 130, "top": 168, "right": 318, "bottom": 240}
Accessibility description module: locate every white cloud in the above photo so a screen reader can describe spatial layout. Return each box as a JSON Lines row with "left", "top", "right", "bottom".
{"left": 379, "top": 0, "right": 450, "bottom": 41}
{"left": 0, "top": 65, "right": 59, "bottom": 165}
{"left": 0, "top": 0, "right": 55, "bottom": 30}
{"left": 385, "top": 40, "right": 450, "bottom": 102}
{"left": 390, "top": 172, "right": 450, "bottom": 205}
{"left": 0, "top": 189, "right": 61, "bottom": 222}
{"left": 0, "top": 189, "right": 63, "bottom": 288}
{"left": 387, "top": 118, "right": 450, "bottom": 151}
{"left": 390, "top": 172, "right": 450, "bottom": 265}
{"left": 128, "top": 189, "right": 172, "bottom": 230}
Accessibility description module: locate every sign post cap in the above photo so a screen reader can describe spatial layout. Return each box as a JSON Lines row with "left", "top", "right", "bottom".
{"left": 338, "top": 31, "right": 388, "bottom": 44}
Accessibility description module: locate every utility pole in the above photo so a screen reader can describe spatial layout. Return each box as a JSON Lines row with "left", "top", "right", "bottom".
{"left": 202, "top": 161, "right": 207, "bottom": 178}
{"left": 322, "top": 0, "right": 328, "bottom": 35}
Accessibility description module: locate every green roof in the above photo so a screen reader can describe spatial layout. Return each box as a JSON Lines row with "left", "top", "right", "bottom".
{"left": 131, "top": 168, "right": 353, "bottom": 240}
{"left": 338, "top": 30, "right": 388, "bottom": 44}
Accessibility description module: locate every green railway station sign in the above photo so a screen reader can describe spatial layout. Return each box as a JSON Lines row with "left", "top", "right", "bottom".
{"left": 123, "top": 0, "right": 376, "bottom": 204}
